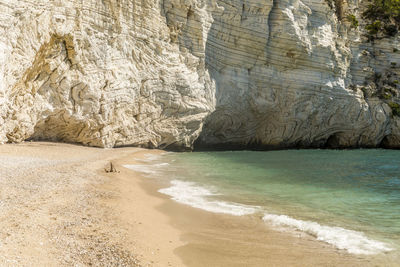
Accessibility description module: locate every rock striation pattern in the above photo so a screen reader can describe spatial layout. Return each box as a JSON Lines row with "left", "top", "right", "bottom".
{"left": 1, "top": 0, "right": 400, "bottom": 149}
{"left": 0, "top": 0, "right": 214, "bottom": 149}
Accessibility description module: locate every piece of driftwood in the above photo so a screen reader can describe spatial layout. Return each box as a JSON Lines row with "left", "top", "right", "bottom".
{"left": 105, "top": 162, "right": 119, "bottom": 173}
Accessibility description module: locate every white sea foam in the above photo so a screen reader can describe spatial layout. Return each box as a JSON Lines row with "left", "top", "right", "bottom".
{"left": 134, "top": 154, "right": 162, "bottom": 163}
{"left": 139, "top": 152, "right": 170, "bottom": 162}
{"left": 123, "top": 163, "right": 169, "bottom": 175}
{"left": 158, "top": 180, "right": 258, "bottom": 216}
{"left": 156, "top": 163, "right": 170, "bottom": 166}
{"left": 126, "top": 156, "right": 393, "bottom": 255}
{"left": 262, "top": 213, "right": 393, "bottom": 255}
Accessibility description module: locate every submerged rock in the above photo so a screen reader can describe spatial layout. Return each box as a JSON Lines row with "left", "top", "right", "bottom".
{"left": 1, "top": 0, "right": 400, "bottom": 149}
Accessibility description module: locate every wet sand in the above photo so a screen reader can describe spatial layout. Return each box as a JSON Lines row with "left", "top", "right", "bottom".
{"left": 0, "top": 142, "right": 393, "bottom": 266}
{"left": 115, "top": 147, "right": 392, "bottom": 266}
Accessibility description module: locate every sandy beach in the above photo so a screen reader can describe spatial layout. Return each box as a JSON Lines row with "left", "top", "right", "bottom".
{"left": 0, "top": 142, "right": 183, "bottom": 266}
{"left": 0, "top": 142, "right": 393, "bottom": 266}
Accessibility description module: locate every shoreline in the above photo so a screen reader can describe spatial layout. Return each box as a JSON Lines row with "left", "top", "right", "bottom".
{"left": 123, "top": 159, "right": 394, "bottom": 267}
{"left": 0, "top": 142, "right": 395, "bottom": 266}
{"left": 107, "top": 148, "right": 185, "bottom": 266}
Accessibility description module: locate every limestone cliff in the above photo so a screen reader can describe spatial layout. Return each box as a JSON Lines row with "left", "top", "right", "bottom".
{"left": 1, "top": 0, "right": 400, "bottom": 150}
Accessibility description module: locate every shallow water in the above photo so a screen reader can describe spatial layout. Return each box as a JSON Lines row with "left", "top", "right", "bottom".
{"left": 126, "top": 149, "right": 400, "bottom": 256}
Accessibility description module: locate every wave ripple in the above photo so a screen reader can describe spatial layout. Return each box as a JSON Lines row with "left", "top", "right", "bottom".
{"left": 262, "top": 214, "right": 393, "bottom": 255}
{"left": 159, "top": 180, "right": 258, "bottom": 216}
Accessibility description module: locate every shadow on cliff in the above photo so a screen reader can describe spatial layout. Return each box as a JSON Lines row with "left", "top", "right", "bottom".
{"left": 193, "top": 3, "right": 257, "bottom": 151}
{"left": 191, "top": 1, "right": 396, "bottom": 152}
{"left": 193, "top": 1, "right": 285, "bottom": 151}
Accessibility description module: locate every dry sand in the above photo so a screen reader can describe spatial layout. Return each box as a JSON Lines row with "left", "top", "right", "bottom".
{"left": 0, "top": 142, "right": 393, "bottom": 266}
{"left": 0, "top": 142, "right": 182, "bottom": 266}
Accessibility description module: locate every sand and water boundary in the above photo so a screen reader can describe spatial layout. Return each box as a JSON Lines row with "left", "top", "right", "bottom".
{"left": 0, "top": 142, "right": 392, "bottom": 266}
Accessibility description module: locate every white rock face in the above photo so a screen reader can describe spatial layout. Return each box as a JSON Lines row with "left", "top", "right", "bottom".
{"left": 0, "top": 0, "right": 214, "bottom": 149}
{"left": 0, "top": 0, "right": 399, "bottom": 149}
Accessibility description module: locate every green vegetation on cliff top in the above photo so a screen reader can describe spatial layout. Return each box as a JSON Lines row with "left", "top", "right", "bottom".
{"left": 363, "top": 0, "right": 400, "bottom": 37}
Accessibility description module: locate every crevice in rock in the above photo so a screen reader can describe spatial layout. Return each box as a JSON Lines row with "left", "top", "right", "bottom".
{"left": 266, "top": 0, "right": 278, "bottom": 47}
{"left": 380, "top": 135, "right": 389, "bottom": 148}
{"left": 325, "top": 133, "right": 342, "bottom": 148}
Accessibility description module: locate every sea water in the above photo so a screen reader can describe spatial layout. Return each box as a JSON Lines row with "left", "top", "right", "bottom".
{"left": 125, "top": 149, "right": 400, "bottom": 256}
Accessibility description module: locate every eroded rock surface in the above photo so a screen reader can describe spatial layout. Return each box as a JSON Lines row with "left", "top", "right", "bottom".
{"left": 1, "top": 0, "right": 400, "bottom": 149}
{"left": 0, "top": 0, "right": 214, "bottom": 149}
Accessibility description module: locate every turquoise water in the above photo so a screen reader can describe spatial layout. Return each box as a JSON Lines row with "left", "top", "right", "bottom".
{"left": 151, "top": 149, "right": 400, "bottom": 255}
